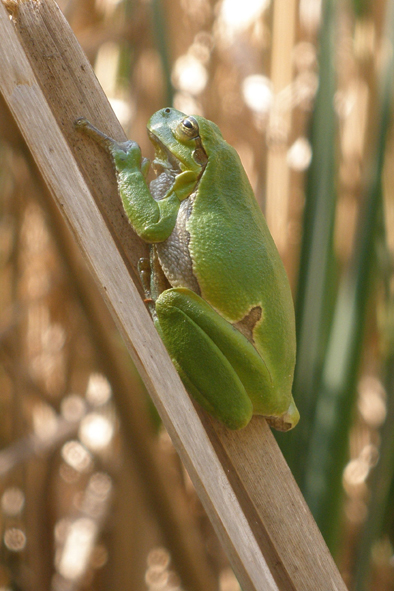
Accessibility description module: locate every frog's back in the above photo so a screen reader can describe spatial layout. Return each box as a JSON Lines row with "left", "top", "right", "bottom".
{"left": 187, "top": 138, "right": 296, "bottom": 410}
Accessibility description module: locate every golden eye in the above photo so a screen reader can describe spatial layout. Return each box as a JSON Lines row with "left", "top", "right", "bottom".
{"left": 178, "top": 116, "right": 199, "bottom": 139}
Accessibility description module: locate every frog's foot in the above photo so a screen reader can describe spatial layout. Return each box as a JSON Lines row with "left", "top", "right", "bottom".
{"left": 138, "top": 258, "right": 152, "bottom": 297}
{"left": 265, "top": 398, "right": 300, "bottom": 432}
{"left": 137, "top": 257, "right": 158, "bottom": 322}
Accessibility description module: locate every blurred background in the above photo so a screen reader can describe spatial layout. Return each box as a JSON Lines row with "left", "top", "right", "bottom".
{"left": 0, "top": 0, "right": 394, "bottom": 589}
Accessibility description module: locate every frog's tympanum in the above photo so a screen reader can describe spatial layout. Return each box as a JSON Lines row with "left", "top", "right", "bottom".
{"left": 76, "top": 108, "right": 299, "bottom": 431}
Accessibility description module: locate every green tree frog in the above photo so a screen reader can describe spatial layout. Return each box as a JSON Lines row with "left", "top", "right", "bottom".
{"left": 75, "top": 108, "right": 299, "bottom": 431}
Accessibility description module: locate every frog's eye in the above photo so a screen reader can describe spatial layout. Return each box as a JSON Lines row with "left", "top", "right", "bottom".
{"left": 178, "top": 116, "right": 200, "bottom": 139}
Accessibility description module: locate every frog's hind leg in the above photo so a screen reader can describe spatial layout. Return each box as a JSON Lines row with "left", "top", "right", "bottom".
{"left": 155, "top": 287, "right": 256, "bottom": 430}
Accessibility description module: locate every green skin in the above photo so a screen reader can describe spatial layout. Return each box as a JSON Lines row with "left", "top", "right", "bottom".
{"left": 76, "top": 108, "right": 299, "bottom": 431}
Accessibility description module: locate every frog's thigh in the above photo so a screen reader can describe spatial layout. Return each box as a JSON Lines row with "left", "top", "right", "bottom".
{"left": 155, "top": 288, "right": 253, "bottom": 430}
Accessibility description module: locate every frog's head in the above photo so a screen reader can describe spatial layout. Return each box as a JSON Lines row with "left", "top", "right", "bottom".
{"left": 147, "top": 108, "right": 218, "bottom": 175}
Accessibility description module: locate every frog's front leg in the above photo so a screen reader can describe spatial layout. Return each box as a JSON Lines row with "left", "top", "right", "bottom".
{"left": 75, "top": 118, "right": 194, "bottom": 243}
{"left": 154, "top": 287, "right": 290, "bottom": 430}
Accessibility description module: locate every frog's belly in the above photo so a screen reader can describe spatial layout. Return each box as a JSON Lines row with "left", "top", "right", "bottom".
{"left": 155, "top": 194, "right": 201, "bottom": 294}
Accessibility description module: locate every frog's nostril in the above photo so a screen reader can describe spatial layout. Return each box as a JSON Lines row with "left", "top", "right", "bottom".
{"left": 165, "top": 108, "right": 171, "bottom": 113}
